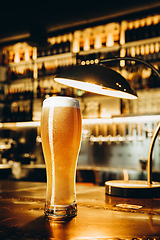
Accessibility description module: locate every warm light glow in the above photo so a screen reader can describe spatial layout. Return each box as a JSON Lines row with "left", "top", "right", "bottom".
{"left": 95, "top": 36, "right": 101, "bottom": 49}
{"left": 120, "top": 69, "right": 128, "bottom": 79}
{"left": 0, "top": 122, "right": 40, "bottom": 128}
{"left": 140, "top": 19, "right": 145, "bottom": 27}
{"left": 120, "top": 48, "right": 126, "bottom": 57}
{"left": 84, "top": 38, "right": 90, "bottom": 51}
{"left": 107, "top": 33, "right": 114, "bottom": 47}
{"left": 153, "top": 15, "right": 159, "bottom": 24}
{"left": 33, "top": 47, "right": 37, "bottom": 60}
{"left": 16, "top": 122, "right": 40, "bottom": 127}
{"left": 33, "top": 63, "right": 38, "bottom": 79}
{"left": 68, "top": 33, "right": 72, "bottom": 42}
{"left": 150, "top": 44, "right": 154, "bottom": 54}
{"left": 145, "top": 45, "right": 149, "bottom": 55}
{"left": 82, "top": 118, "right": 113, "bottom": 125}
{"left": 128, "top": 22, "right": 133, "bottom": 30}
{"left": 62, "top": 34, "right": 67, "bottom": 42}
{"left": 106, "top": 180, "right": 160, "bottom": 188}
{"left": 123, "top": 169, "right": 129, "bottom": 181}
{"left": 141, "top": 68, "right": 151, "bottom": 79}
{"left": 155, "top": 43, "right": 159, "bottom": 52}
{"left": 48, "top": 37, "right": 56, "bottom": 45}
{"left": 73, "top": 31, "right": 81, "bottom": 53}
{"left": 130, "top": 47, "right": 135, "bottom": 57}
{"left": 136, "top": 46, "right": 140, "bottom": 55}
{"left": 134, "top": 20, "right": 139, "bottom": 29}
{"left": 15, "top": 51, "right": 19, "bottom": 63}
{"left": 55, "top": 78, "right": 137, "bottom": 99}
{"left": 57, "top": 36, "right": 61, "bottom": 43}
{"left": 25, "top": 49, "right": 29, "bottom": 61}
{"left": 73, "top": 39, "right": 79, "bottom": 53}
{"left": 120, "top": 21, "right": 127, "bottom": 45}
{"left": 140, "top": 45, "right": 145, "bottom": 55}
{"left": 146, "top": 16, "right": 152, "bottom": 26}
{"left": 120, "top": 49, "right": 126, "bottom": 67}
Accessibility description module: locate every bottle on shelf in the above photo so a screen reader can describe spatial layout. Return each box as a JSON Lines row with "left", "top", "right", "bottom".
{"left": 64, "top": 40, "right": 70, "bottom": 53}
{"left": 52, "top": 43, "right": 59, "bottom": 55}
{"left": 38, "top": 63, "right": 46, "bottom": 77}
{"left": 36, "top": 83, "right": 41, "bottom": 98}
{"left": 58, "top": 42, "right": 64, "bottom": 54}
{"left": 25, "top": 102, "right": 32, "bottom": 121}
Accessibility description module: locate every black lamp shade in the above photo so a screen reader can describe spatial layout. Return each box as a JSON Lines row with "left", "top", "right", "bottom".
{"left": 54, "top": 64, "right": 138, "bottom": 99}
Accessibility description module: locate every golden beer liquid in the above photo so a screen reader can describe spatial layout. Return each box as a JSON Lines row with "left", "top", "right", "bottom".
{"left": 41, "top": 97, "right": 82, "bottom": 210}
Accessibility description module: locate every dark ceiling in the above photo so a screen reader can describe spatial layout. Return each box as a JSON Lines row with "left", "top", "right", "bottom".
{"left": 1, "top": 0, "right": 160, "bottom": 48}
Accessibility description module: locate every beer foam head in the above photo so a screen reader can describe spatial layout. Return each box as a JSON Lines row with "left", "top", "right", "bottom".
{"left": 43, "top": 96, "right": 80, "bottom": 109}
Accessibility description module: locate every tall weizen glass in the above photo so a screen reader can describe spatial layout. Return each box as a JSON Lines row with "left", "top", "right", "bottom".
{"left": 41, "top": 96, "right": 82, "bottom": 220}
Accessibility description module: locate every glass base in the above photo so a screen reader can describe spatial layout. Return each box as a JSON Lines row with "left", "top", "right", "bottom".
{"left": 45, "top": 202, "right": 77, "bottom": 221}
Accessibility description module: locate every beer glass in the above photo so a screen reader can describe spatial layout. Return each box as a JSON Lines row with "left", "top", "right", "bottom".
{"left": 41, "top": 96, "right": 82, "bottom": 220}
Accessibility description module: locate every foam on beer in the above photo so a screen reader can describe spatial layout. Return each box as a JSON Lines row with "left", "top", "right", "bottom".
{"left": 43, "top": 96, "right": 80, "bottom": 109}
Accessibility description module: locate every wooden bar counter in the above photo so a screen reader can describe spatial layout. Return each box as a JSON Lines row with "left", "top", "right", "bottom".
{"left": 0, "top": 180, "right": 160, "bottom": 239}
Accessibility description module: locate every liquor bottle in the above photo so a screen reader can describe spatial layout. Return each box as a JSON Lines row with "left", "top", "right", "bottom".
{"left": 64, "top": 40, "right": 70, "bottom": 52}
{"left": 47, "top": 47, "right": 51, "bottom": 56}
{"left": 52, "top": 43, "right": 58, "bottom": 55}
{"left": 41, "top": 63, "right": 46, "bottom": 76}
{"left": 18, "top": 104, "right": 26, "bottom": 122}
{"left": 18, "top": 88, "right": 24, "bottom": 100}
{"left": 58, "top": 42, "right": 64, "bottom": 54}
{"left": 41, "top": 50, "right": 45, "bottom": 57}
{"left": 6, "top": 88, "right": 12, "bottom": 102}
{"left": 25, "top": 102, "right": 32, "bottom": 121}
{"left": 36, "top": 83, "right": 41, "bottom": 98}
{"left": 40, "top": 82, "right": 45, "bottom": 98}
{"left": 11, "top": 103, "right": 18, "bottom": 122}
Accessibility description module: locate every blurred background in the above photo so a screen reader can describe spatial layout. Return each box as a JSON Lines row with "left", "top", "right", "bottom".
{"left": 0, "top": 0, "right": 160, "bottom": 184}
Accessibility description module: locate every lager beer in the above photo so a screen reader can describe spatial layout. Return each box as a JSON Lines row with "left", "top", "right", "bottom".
{"left": 41, "top": 96, "right": 82, "bottom": 220}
